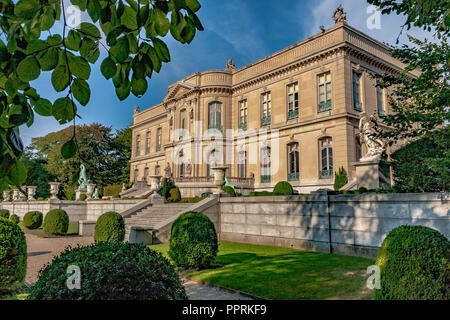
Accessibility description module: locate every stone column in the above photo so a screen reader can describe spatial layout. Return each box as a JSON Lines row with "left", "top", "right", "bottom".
{"left": 49, "top": 182, "right": 61, "bottom": 200}
{"left": 86, "top": 184, "right": 96, "bottom": 199}
{"left": 149, "top": 176, "right": 162, "bottom": 192}
{"left": 2, "top": 190, "right": 10, "bottom": 202}
{"left": 354, "top": 160, "right": 380, "bottom": 190}
{"left": 212, "top": 166, "right": 229, "bottom": 195}
{"left": 27, "top": 186, "right": 37, "bottom": 201}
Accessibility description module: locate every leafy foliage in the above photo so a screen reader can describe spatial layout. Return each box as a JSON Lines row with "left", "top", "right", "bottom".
{"left": 169, "top": 211, "right": 218, "bottom": 270}
{"left": 162, "top": 178, "right": 175, "bottom": 200}
{"left": 0, "top": 217, "right": 27, "bottom": 289}
{"left": 0, "top": 0, "right": 203, "bottom": 194}
{"left": 273, "top": 181, "right": 294, "bottom": 196}
{"left": 27, "top": 242, "right": 187, "bottom": 300}
{"left": 22, "top": 210, "right": 42, "bottom": 229}
{"left": 9, "top": 214, "right": 19, "bottom": 224}
{"left": 334, "top": 167, "right": 348, "bottom": 191}
{"left": 94, "top": 211, "right": 125, "bottom": 244}
{"left": 0, "top": 209, "right": 9, "bottom": 219}
{"left": 166, "top": 186, "right": 181, "bottom": 202}
{"left": 43, "top": 209, "right": 69, "bottom": 235}
{"left": 223, "top": 185, "right": 236, "bottom": 197}
{"left": 374, "top": 225, "right": 449, "bottom": 300}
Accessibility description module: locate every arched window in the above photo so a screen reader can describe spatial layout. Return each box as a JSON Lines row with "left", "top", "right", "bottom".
{"left": 179, "top": 109, "right": 187, "bottom": 137}
{"left": 156, "top": 128, "right": 162, "bottom": 151}
{"left": 135, "top": 135, "right": 141, "bottom": 156}
{"left": 319, "top": 137, "right": 333, "bottom": 179}
{"left": 155, "top": 165, "right": 161, "bottom": 176}
{"left": 288, "top": 143, "right": 299, "bottom": 181}
{"left": 237, "top": 151, "right": 247, "bottom": 178}
{"left": 143, "top": 167, "right": 149, "bottom": 182}
{"left": 134, "top": 168, "right": 139, "bottom": 182}
{"left": 260, "top": 147, "right": 271, "bottom": 183}
{"left": 208, "top": 102, "right": 222, "bottom": 130}
{"left": 145, "top": 131, "right": 151, "bottom": 154}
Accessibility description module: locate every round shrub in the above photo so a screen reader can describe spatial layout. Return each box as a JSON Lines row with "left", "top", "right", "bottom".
{"left": 374, "top": 225, "right": 449, "bottom": 300}
{"left": 43, "top": 209, "right": 69, "bottom": 235}
{"left": 273, "top": 181, "right": 294, "bottom": 196}
{"left": 0, "top": 218, "right": 27, "bottom": 289}
{"left": 23, "top": 211, "right": 43, "bottom": 230}
{"left": 223, "top": 186, "right": 236, "bottom": 197}
{"left": 79, "top": 194, "right": 87, "bottom": 201}
{"left": 27, "top": 242, "right": 187, "bottom": 300}
{"left": 94, "top": 211, "right": 125, "bottom": 244}
{"left": 169, "top": 211, "right": 218, "bottom": 270}
{"left": 9, "top": 214, "right": 20, "bottom": 224}
{"left": 167, "top": 187, "right": 181, "bottom": 203}
{"left": 0, "top": 209, "right": 10, "bottom": 219}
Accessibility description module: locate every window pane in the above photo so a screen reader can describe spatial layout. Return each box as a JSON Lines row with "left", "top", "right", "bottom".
{"left": 326, "top": 73, "right": 331, "bottom": 82}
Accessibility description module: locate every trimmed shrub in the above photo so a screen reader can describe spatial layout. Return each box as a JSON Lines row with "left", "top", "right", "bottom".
{"left": 162, "top": 178, "right": 175, "bottom": 200}
{"left": 166, "top": 187, "right": 181, "bottom": 203}
{"left": 23, "top": 211, "right": 43, "bottom": 229}
{"left": 27, "top": 242, "right": 187, "bottom": 300}
{"left": 249, "top": 191, "right": 273, "bottom": 197}
{"left": 0, "top": 209, "right": 10, "bottom": 219}
{"left": 9, "top": 214, "right": 20, "bottom": 224}
{"left": 43, "top": 209, "right": 69, "bottom": 235}
{"left": 94, "top": 211, "right": 125, "bottom": 244}
{"left": 273, "top": 181, "right": 294, "bottom": 196}
{"left": 79, "top": 194, "right": 87, "bottom": 201}
{"left": 0, "top": 218, "right": 27, "bottom": 289}
{"left": 223, "top": 186, "right": 236, "bottom": 197}
{"left": 169, "top": 211, "right": 218, "bottom": 270}
{"left": 334, "top": 167, "right": 348, "bottom": 190}
{"left": 374, "top": 225, "right": 449, "bottom": 300}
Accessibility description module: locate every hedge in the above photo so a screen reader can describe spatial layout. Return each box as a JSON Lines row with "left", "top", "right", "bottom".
{"left": 23, "top": 211, "right": 43, "bottom": 229}
{"left": 43, "top": 209, "right": 69, "bottom": 235}
{"left": 94, "top": 212, "right": 125, "bottom": 244}
{"left": 273, "top": 181, "right": 294, "bottom": 195}
{"left": 0, "top": 209, "right": 10, "bottom": 219}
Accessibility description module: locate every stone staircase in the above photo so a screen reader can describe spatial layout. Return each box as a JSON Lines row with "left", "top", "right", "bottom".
{"left": 124, "top": 203, "right": 193, "bottom": 241}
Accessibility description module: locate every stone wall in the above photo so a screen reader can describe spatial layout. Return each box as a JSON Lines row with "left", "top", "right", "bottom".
{"left": 218, "top": 193, "right": 449, "bottom": 258}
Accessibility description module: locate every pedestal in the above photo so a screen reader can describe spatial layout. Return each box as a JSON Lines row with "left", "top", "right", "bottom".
{"left": 149, "top": 175, "right": 162, "bottom": 191}
{"left": 211, "top": 166, "right": 229, "bottom": 195}
{"left": 27, "top": 186, "right": 37, "bottom": 201}
{"left": 354, "top": 160, "right": 380, "bottom": 190}
{"left": 76, "top": 189, "right": 87, "bottom": 201}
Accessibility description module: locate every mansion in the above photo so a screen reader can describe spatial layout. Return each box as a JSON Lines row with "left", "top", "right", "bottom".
{"left": 129, "top": 9, "right": 411, "bottom": 196}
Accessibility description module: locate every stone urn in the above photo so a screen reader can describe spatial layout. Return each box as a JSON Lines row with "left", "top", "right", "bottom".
{"left": 27, "top": 186, "right": 37, "bottom": 201}
{"left": 2, "top": 190, "right": 10, "bottom": 202}
{"left": 12, "top": 189, "right": 20, "bottom": 202}
{"left": 49, "top": 182, "right": 61, "bottom": 200}
{"left": 211, "top": 166, "right": 228, "bottom": 194}
{"left": 149, "top": 175, "right": 162, "bottom": 192}
{"left": 86, "top": 184, "right": 96, "bottom": 199}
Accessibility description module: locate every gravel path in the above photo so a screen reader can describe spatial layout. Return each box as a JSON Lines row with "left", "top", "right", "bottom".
{"left": 25, "top": 234, "right": 253, "bottom": 300}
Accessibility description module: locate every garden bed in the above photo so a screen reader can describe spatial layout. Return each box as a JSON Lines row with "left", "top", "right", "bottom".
{"left": 19, "top": 222, "right": 79, "bottom": 238}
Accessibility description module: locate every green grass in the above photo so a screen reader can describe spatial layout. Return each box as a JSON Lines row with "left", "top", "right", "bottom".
{"left": 150, "top": 242, "right": 374, "bottom": 300}
{"left": 18, "top": 222, "right": 79, "bottom": 237}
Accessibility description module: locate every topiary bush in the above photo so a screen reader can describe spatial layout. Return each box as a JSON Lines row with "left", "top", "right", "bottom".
{"left": 43, "top": 209, "right": 69, "bottom": 235}
{"left": 0, "top": 209, "right": 10, "bottom": 219}
{"left": 79, "top": 194, "right": 87, "bottom": 201}
{"left": 9, "top": 214, "right": 20, "bottom": 224}
{"left": 166, "top": 187, "right": 181, "bottom": 203}
{"left": 169, "top": 211, "right": 218, "bottom": 270}
{"left": 223, "top": 186, "right": 236, "bottom": 197}
{"left": 0, "top": 218, "right": 27, "bottom": 289}
{"left": 273, "top": 181, "right": 294, "bottom": 195}
{"left": 374, "top": 225, "right": 450, "bottom": 300}
{"left": 94, "top": 211, "right": 125, "bottom": 244}
{"left": 162, "top": 178, "right": 175, "bottom": 200}
{"left": 27, "top": 242, "right": 187, "bottom": 300}
{"left": 23, "top": 211, "right": 43, "bottom": 230}
{"left": 334, "top": 167, "right": 348, "bottom": 190}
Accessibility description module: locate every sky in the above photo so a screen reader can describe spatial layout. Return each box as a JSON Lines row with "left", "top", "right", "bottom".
{"left": 20, "top": 0, "right": 434, "bottom": 146}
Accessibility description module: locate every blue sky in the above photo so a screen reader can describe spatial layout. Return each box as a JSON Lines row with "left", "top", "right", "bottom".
{"left": 20, "top": 0, "right": 433, "bottom": 146}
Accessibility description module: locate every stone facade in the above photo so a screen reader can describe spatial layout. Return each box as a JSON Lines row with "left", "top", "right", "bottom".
{"left": 130, "top": 18, "right": 415, "bottom": 195}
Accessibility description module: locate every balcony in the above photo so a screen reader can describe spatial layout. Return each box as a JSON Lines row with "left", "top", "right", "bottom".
{"left": 318, "top": 100, "right": 332, "bottom": 113}
{"left": 319, "top": 169, "right": 333, "bottom": 179}
{"left": 239, "top": 122, "right": 247, "bottom": 130}
{"left": 260, "top": 175, "right": 271, "bottom": 183}
{"left": 354, "top": 102, "right": 362, "bottom": 112}
{"left": 287, "top": 109, "right": 299, "bottom": 120}
{"left": 261, "top": 116, "right": 271, "bottom": 126}
{"left": 208, "top": 124, "right": 222, "bottom": 131}
{"left": 288, "top": 172, "right": 299, "bottom": 181}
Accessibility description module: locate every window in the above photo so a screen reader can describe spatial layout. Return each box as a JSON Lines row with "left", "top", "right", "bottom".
{"left": 260, "top": 147, "right": 271, "bottom": 183}
{"left": 238, "top": 100, "right": 247, "bottom": 130}
{"left": 143, "top": 167, "right": 149, "bottom": 182}
{"left": 135, "top": 135, "right": 141, "bottom": 156}
{"left": 134, "top": 168, "right": 139, "bottom": 182}
{"left": 156, "top": 128, "right": 162, "bottom": 152}
{"left": 318, "top": 72, "right": 332, "bottom": 112}
{"left": 145, "top": 131, "right": 151, "bottom": 154}
{"left": 353, "top": 72, "right": 362, "bottom": 111}
{"left": 376, "top": 85, "right": 385, "bottom": 116}
{"left": 179, "top": 109, "right": 187, "bottom": 137}
{"left": 179, "top": 163, "right": 185, "bottom": 177}
{"left": 237, "top": 151, "right": 247, "bottom": 178}
{"left": 208, "top": 102, "right": 222, "bottom": 130}
{"left": 319, "top": 138, "right": 333, "bottom": 179}
{"left": 288, "top": 143, "right": 299, "bottom": 181}
{"left": 155, "top": 165, "right": 161, "bottom": 176}
{"left": 356, "top": 137, "right": 362, "bottom": 162}
{"left": 287, "top": 83, "right": 299, "bottom": 119}
{"left": 261, "top": 92, "right": 271, "bottom": 126}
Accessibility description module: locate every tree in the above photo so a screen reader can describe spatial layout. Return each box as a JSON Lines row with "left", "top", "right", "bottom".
{"left": 109, "top": 127, "right": 132, "bottom": 184}
{"left": 21, "top": 146, "right": 55, "bottom": 199}
{"left": 0, "top": 0, "right": 204, "bottom": 193}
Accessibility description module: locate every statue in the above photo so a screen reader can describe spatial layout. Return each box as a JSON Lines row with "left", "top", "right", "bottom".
{"left": 93, "top": 188, "right": 100, "bottom": 199}
{"left": 332, "top": 4, "right": 348, "bottom": 24}
{"left": 225, "top": 59, "right": 237, "bottom": 71}
{"left": 78, "top": 164, "right": 89, "bottom": 190}
{"left": 164, "top": 163, "right": 172, "bottom": 178}
{"left": 134, "top": 106, "right": 140, "bottom": 114}
{"left": 359, "top": 113, "right": 386, "bottom": 162}
{"left": 186, "top": 161, "right": 192, "bottom": 176}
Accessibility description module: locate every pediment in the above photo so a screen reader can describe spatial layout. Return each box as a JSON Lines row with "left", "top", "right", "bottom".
{"left": 163, "top": 82, "right": 196, "bottom": 103}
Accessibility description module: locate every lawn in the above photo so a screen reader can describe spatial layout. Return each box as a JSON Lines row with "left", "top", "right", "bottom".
{"left": 18, "top": 222, "right": 79, "bottom": 237}
{"left": 150, "top": 242, "right": 374, "bottom": 300}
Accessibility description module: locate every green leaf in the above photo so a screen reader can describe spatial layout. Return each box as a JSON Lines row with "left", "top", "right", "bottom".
{"left": 26, "top": 40, "right": 47, "bottom": 55}
{"left": 86, "top": 47, "right": 100, "bottom": 63}
{"left": 127, "top": 33, "right": 138, "bottom": 54}
{"left": 131, "top": 76, "right": 147, "bottom": 97}
{"left": 101, "top": 57, "right": 117, "bottom": 79}
{"left": 154, "top": 8, "right": 170, "bottom": 36}
{"left": 52, "top": 97, "right": 76, "bottom": 124}
{"left": 8, "top": 159, "right": 27, "bottom": 186}
{"left": 41, "top": 6, "right": 56, "bottom": 30}
{"left": 181, "top": 19, "right": 196, "bottom": 43}
{"left": 61, "top": 139, "right": 77, "bottom": 159}
{"left": 147, "top": 46, "right": 161, "bottom": 73}
{"left": 17, "top": 56, "right": 40, "bottom": 82}
{"left": 87, "top": 0, "right": 101, "bottom": 22}
{"left": 68, "top": 55, "right": 91, "bottom": 80}
{"left": 65, "top": 30, "right": 82, "bottom": 51}
{"left": 71, "top": 79, "right": 91, "bottom": 106}
{"left": 8, "top": 104, "right": 30, "bottom": 126}
{"left": 115, "top": 80, "right": 131, "bottom": 100}
{"left": 78, "top": 22, "right": 101, "bottom": 39}
{"left": 34, "top": 98, "right": 53, "bottom": 116}
{"left": 6, "top": 128, "right": 24, "bottom": 156}
{"left": 37, "top": 47, "right": 59, "bottom": 71}
{"left": 185, "top": 0, "right": 201, "bottom": 12}
{"left": 51, "top": 65, "right": 70, "bottom": 92}
{"left": 152, "top": 38, "right": 170, "bottom": 62}
{"left": 80, "top": 38, "right": 96, "bottom": 58}
{"left": 47, "top": 34, "right": 63, "bottom": 46}
{"left": 109, "top": 36, "right": 129, "bottom": 63}
{"left": 14, "top": 0, "right": 38, "bottom": 19}
{"left": 121, "top": 6, "right": 138, "bottom": 30}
